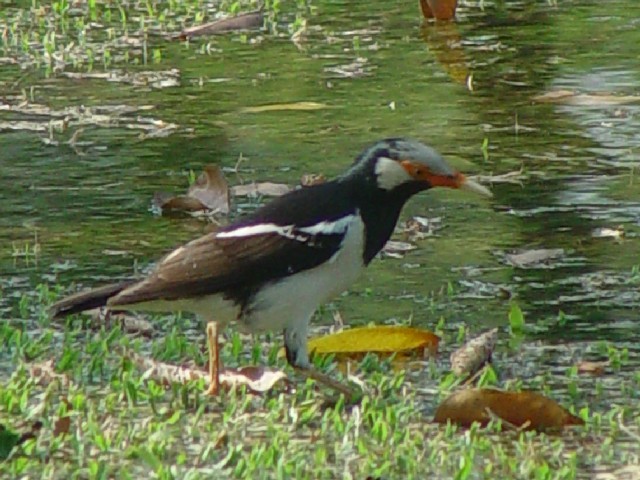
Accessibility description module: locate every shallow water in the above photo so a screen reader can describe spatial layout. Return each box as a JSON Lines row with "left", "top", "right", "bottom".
{"left": 1, "top": 0, "right": 639, "bottom": 412}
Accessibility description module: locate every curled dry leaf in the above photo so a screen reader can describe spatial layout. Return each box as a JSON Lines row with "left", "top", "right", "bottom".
{"left": 232, "top": 182, "right": 291, "bottom": 198}
{"left": 153, "top": 165, "right": 230, "bottom": 215}
{"left": 126, "top": 351, "right": 287, "bottom": 394}
{"left": 434, "top": 388, "right": 584, "bottom": 430}
{"left": 179, "top": 11, "right": 264, "bottom": 40}
{"left": 307, "top": 326, "right": 440, "bottom": 359}
{"left": 504, "top": 248, "right": 565, "bottom": 268}
{"left": 450, "top": 328, "right": 498, "bottom": 376}
{"left": 576, "top": 360, "right": 610, "bottom": 376}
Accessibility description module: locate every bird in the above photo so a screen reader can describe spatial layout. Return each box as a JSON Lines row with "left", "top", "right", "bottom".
{"left": 50, "top": 138, "right": 492, "bottom": 397}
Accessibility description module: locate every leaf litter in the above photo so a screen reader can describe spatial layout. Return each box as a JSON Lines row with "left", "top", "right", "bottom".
{"left": 434, "top": 389, "right": 584, "bottom": 430}
{"left": 0, "top": 98, "right": 184, "bottom": 139}
{"left": 450, "top": 328, "right": 498, "bottom": 377}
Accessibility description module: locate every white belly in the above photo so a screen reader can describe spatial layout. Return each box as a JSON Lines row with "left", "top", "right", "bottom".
{"left": 240, "top": 215, "right": 366, "bottom": 332}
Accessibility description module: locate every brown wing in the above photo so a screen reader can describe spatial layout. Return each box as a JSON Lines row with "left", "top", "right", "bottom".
{"left": 108, "top": 228, "right": 344, "bottom": 307}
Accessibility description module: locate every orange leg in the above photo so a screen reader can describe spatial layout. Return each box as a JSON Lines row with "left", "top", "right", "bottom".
{"left": 205, "top": 321, "right": 221, "bottom": 395}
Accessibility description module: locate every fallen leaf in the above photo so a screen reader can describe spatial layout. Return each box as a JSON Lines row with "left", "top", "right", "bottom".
{"left": 187, "top": 165, "right": 230, "bottom": 214}
{"left": 179, "top": 11, "right": 264, "bottom": 40}
{"left": 504, "top": 248, "right": 565, "bottom": 268}
{"left": 232, "top": 182, "right": 291, "bottom": 197}
{"left": 420, "top": 0, "right": 458, "bottom": 20}
{"left": 532, "top": 90, "right": 640, "bottom": 106}
{"left": 434, "top": 388, "right": 584, "bottom": 430}
{"left": 220, "top": 366, "right": 288, "bottom": 393}
{"left": 153, "top": 165, "right": 230, "bottom": 215}
{"left": 239, "top": 102, "right": 328, "bottom": 113}
{"left": 307, "top": 326, "right": 439, "bottom": 359}
{"left": 152, "top": 192, "right": 207, "bottom": 212}
{"left": 592, "top": 227, "right": 624, "bottom": 239}
{"left": 450, "top": 328, "right": 498, "bottom": 376}
{"left": 126, "top": 351, "right": 287, "bottom": 394}
{"left": 576, "top": 360, "right": 610, "bottom": 376}
{"left": 382, "top": 240, "right": 417, "bottom": 258}
{"left": 53, "top": 416, "right": 71, "bottom": 437}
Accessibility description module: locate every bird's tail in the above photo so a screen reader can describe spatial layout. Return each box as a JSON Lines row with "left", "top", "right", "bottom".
{"left": 49, "top": 281, "right": 135, "bottom": 319}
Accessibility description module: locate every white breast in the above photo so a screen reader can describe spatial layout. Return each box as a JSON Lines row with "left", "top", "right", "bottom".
{"left": 240, "top": 215, "right": 366, "bottom": 332}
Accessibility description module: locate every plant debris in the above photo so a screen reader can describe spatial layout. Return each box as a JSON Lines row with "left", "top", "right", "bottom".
{"left": 127, "top": 350, "right": 288, "bottom": 393}
{"left": 450, "top": 328, "right": 498, "bottom": 377}
{"left": 179, "top": 11, "right": 264, "bottom": 40}
{"left": 532, "top": 90, "right": 640, "bottom": 106}
{"left": 503, "top": 248, "right": 565, "bottom": 268}
{"left": 153, "top": 165, "right": 230, "bottom": 215}
{"left": 231, "top": 182, "right": 291, "bottom": 198}
{"left": 434, "top": 389, "right": 584, "bottom": 430}
{"left": 382, "top": 240, "right": 417, "bottom": 258}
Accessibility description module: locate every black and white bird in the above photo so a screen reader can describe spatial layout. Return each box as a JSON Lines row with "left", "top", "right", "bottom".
{"left": 50, "top": 138, "right": 492, "bottom": 396}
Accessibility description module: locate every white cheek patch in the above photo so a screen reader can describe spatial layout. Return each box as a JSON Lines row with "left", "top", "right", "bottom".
{"left": 374, "top": 157, "right": 412, "bottom": 190}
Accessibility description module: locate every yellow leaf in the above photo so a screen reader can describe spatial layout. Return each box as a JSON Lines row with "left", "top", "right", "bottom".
{"left": 307, "top": 326, "right": 439, "bottom": 359}
{"left": 434, "top": 388, "right": 584, "bottom": 431}
{"left": 239, "top": 102, "right": 328, "bottom": 113}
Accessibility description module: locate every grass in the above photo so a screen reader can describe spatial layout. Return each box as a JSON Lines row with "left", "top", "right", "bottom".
{"left": 0, "top": 0, "right": 297, "bottom": 77}
{"left": 1, "top": 286, "right": 639, "bottom": 479}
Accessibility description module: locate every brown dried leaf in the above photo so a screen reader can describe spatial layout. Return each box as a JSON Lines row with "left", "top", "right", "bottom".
{"left": 232, "top": 182, "right": 291, "bottom": 197}
{"left": 434, "top": 388, "right": 584, "bottom": 430}
{"left": 53, "top": 416, "right": 71, "bottom": 437}
{"left": 504, "top": 248, "right": 565, "bottom": 268}
{"left": 450, "top": 328, "right": 498, "bottom": 376}
{"left": 576, "top": 360, "right": 610, "bottom": 376}
{"left": 188, "top": 165, "right": 230, "bottom": 214}
{"left": 153, "top": 165, "right": 230, "bottom": 215}
{"left": 127, "top": 351, "right": 287, "bottom": 393}
{"left": 179, "top": 11, "right": 264, "bottom": 40}
{"left": 152, "top": 192, "right": 208, "bottom": 212}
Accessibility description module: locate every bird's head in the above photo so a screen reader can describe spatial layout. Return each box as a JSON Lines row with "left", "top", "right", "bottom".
{"left": 345, "top": 138, "right": 492, "bottom": 198}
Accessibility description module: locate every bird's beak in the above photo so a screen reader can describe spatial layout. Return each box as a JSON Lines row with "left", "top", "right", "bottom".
{"left": 457, "top": 174, "right": 493, "bottom": 198}
{"left": 400, "top": 160, "right": 493, "bottom": 198}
